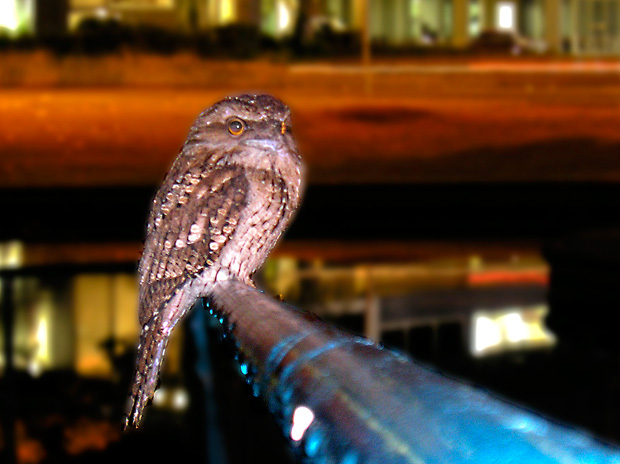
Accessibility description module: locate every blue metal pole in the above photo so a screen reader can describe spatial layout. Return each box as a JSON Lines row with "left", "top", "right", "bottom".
{"left": 209, "top": 278, "right": 620, "bottom": 464}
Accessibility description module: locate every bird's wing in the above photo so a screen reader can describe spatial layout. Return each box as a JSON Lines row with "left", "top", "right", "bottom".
{"left": 124, "top": 167, "right": 250, "bottom": 429}
{"left": 139, "top": 166, "right": 250, "bottom": 323}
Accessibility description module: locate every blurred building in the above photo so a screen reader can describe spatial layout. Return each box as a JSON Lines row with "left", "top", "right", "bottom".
{"left": 68, "top": 0, "right": 181, "bottom": 30}
{"left": 0, "top": 238, "right": 553, "bottom": 381}
{"left": 0, "top": 242, "right": 142, "bottom": 379}
{"left": 1, "top": 0, "right": 618, "bottom": 54}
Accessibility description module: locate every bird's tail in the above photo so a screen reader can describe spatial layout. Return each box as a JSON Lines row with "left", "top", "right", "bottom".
{"left": 123, "top": 317, "right": 169, "bottom": 430}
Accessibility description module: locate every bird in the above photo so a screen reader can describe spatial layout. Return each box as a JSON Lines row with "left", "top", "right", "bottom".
{"left": 123, "top": 94, "right": 304, "bottom": 430}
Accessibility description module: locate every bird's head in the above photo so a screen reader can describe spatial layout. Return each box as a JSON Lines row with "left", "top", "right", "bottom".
{"left": 183, "top": 94, "right": 303, "bottom": 178}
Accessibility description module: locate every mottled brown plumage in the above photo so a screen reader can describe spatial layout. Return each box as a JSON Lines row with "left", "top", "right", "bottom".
{"left": 124, "top": 94, "right": 303, "bottom": 429}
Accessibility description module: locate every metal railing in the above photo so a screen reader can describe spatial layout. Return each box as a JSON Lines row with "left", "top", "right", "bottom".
{"left": 209, "top": 277, "right": 620, "bottom": 463}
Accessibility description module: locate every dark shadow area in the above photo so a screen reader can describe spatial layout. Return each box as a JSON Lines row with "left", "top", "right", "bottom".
{"left": 3, "top": 182, "right": 620, "bottom": 243}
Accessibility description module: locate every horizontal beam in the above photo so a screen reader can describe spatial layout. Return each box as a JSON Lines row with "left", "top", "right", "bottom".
{"left": 209, "top": 278, "right": 620, "bottom": 463}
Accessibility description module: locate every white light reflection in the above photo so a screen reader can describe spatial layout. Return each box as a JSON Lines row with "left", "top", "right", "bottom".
{"left": 152, "top": 387, "right": 189, "bottom": 411}
{"left": 291, "top": 406, "right": 314, "bottom": 442}
{"left": 172, "top": 389, "right": 189, "bottom": 411}
{"left": 152, "top": 387, "right": 168, "bottom": 406}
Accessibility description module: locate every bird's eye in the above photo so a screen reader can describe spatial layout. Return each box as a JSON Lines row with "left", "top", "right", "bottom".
{"left": 228, "top": 119, "right": 245, "bottom": 136}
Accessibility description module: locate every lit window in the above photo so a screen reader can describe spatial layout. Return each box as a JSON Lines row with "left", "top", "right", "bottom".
{"left": 277, "top": 0, "right": 290, "bottom": 33}
{"left": 219, "top": 0, "right": 235, "bottom": 24}
{"left": 497, "top": 2, "right": 515, "bottom": 30}
{"left": 474, "top": 316, "right": 502, "bottom": 353}
{"left": 472, "top": 306, "right": 556, "bottom": 356}
{"left": 0, "top": 0, "right": 33, "bottom": 36}
{"left": 0, "top": 0, "right": 19, "bottom": 32}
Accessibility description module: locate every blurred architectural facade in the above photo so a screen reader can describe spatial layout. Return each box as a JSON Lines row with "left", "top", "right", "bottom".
{"left": 1, "top": 0, "right": 618, "bottom": 54}
{"left": 0, "top": 240, "right": 552, "bottom": 379}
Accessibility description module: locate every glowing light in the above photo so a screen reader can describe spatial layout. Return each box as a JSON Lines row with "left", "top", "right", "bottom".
{"left": 0, "top": 0, "right": 19, "bottom": 32}
{"left": 152, "top": 388, "right": 168, "bottom": 406}
{"left": 36, "top": 315, "right": 48, "bottom": 356}
{"left": 468, "top": 255, "right": 483, "bottom": 271}
{"left": 0, "top": 0, "right": 33, "bottom": 36}
{"left": 28, "top": 361, "right": 42, "bottom": 377}
{"left": 152, "top": 387, "right": 189, "bottom": 410}
{"left": 497, "top": 2, "right": 515, "bottom": 30}
{"left": 277, "top": 1, "right": 290, "bottom": 33}
{"left": 172, "top": 389, "right": 189, "bottom": 410}
{"left": 95, "top": 7, "right": 108, "bottom": 19}
{"left": 504, "top": 312, "right": 528, "bottom": 343}
{"left": 468, "top": 269, "right": 548, "bottom": 286}
{"left": 472, "top": 306, "right": 556, "bottom": 356}
{"left": 0, "top": 241, "right": 24, "bottom": 269}
{"left": 291, "top": 406, "right": 314, "bottom": 442}
{"left": 474, "top": 316, "right": 501, "bottom": 353}
{"left": 219, "top": 0, "right": 234, "bottom": 24}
